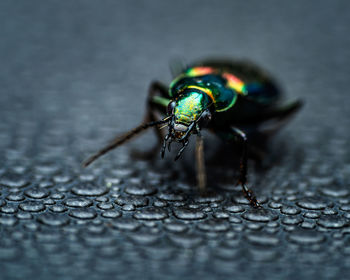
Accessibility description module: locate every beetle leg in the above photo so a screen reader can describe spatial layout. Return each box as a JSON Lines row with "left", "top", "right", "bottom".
{"left": 174, "top": 140, "right": 188, "bottom": 161}
{"left": 195, "top": 134, "right": 207, "bottom": 194}
{"left": 144, "top": 81, "right": 169, "bottom": 144}
{"left": 131, "top": 81, "right": 170, "bottom": 159}
{"left": 230, "top": 127, "right": 260, "bottom": 208}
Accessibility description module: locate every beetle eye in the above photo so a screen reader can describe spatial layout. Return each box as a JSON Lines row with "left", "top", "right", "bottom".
{"left": 197, "top": 109, "right": 212, "bottom": 128}
{"left": 167, "top": 101, "right": 176, "bottom": 115}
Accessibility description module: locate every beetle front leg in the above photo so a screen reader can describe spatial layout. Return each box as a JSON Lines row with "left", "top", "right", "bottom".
{"left": 230, "top": 127, "right": 260, "bottom": 207}
{"left": 131, "top": 81, "right": 170, "bottom": 159}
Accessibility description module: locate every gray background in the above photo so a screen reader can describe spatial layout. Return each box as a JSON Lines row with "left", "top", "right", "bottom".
{"left": 0, "top": 0, "right": 350, "bottom": 279}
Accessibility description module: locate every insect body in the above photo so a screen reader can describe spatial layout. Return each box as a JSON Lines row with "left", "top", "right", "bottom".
{"left": 83, "top": 59, "right": 302, "bottom": 207}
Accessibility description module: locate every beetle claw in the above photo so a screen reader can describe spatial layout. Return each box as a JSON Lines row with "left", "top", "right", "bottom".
{"left": 168, "top": 141, "right": 172, "bottom": 152}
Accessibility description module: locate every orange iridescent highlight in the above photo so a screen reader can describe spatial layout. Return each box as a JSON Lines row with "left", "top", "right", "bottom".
{"left": 186, "top": 67, "right": 247, "bottom": 95}
{"left": 186, "top": 66, "right": 215, "bottom": 77}
{"left": 222, "top": 73, "right": 247, "bottom": 94}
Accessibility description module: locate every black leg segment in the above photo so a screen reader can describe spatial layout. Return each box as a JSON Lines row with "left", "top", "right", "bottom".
{"left": 230, "top": 127, "right": 260, "bottom": 207}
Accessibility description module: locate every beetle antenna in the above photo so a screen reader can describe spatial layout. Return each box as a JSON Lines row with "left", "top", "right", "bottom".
{"left": 83, "top": 119, "right": 168, "bottom": 167}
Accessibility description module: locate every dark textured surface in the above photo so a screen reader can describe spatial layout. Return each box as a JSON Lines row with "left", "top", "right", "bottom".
{"left": 1, "top": 1, "right": 350, "bottom": 279}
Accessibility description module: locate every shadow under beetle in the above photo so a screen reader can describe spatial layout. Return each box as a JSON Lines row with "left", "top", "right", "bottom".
{"left": 83, "top": 58, "right": 302, "bottom": 207}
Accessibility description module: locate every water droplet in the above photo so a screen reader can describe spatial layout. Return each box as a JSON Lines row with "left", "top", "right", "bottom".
{"left": 25, "top": 188, "right": 50, "bottom": 199}
{"left": 228, "top": 216, "right": 242, "bottom": 224}
{"left": 142, "top": 245, "right": 174, "bottom": 261}
{"left": 164, "top": 221, "right": 188, "bottom": 233}
{"left": 87, "top": 224, "right": 104, "bottom": 234}
{"left": 101, "top": 210, "right": 122, "bottom": 219}
{"left": 49, "top": 204, "right": 67, "bottom": 213}
{"left": 71, "top": 184, "right": 108, "bottom": 196}
{"left": 19, "top": 201, "right": 45, "bottom": 212}
{"left": 64, "top": 198, "right": 93, "bottom": 208}
{"left": 268, "top": 201, "right": 283, "bottom": 209}
{"left": 115, "top": 196, "right": 149, "bottom": 207}
{"left": 97, "top": 202, "right": 114, "bottom": 210}
{"left": 317, "top": 215, "right": 349, "bottom": 229}
{"left": 320, "top": 185, "right": 349, "bottom": 198}
{"left": 213, "top": 211, "right": 230, "bottom": 219}
{"left": 303, "top": 211, "right": 320, "bottom": 219}
{"left": 50, "top": 192, "right": 65, "bottom": 200}
{"left": 300, "top": 221, "right": 316, "bottom": 229}
{"left": 296, "top": 197, "right": 332, "bottom": 210}
{"left": 122, "top": 204, "right": 135, "bottom": 211}
{"left": 280, "top": 206, "right": 301, "bottom": 215}
{"left": 104, "top": 177, "right": 122, "bottom": 186}
{"left": 246, "top": 232, "right": 279, "bottom": 246}
{"left": 213, "top": 245, "right": 240, "bottom": 260}
{"left": 168, "top": 233, "right": 203, "bottom": 248}
{"left": 133, "top": 207, "right": 168, "bottom": 220}
{"left": 111, "top": 218, "right": 140, "bottom": 231}
{"left": 0, "top": 216, "right": 18, "bottom": 226}
{"left": 39, "top": 181, "right": 53, "bottom": 188}
{"left": 82, "top": 232, "right": 115, "bottom": 247}
{"left": 69, "top": 209, "right": 97, "bottom": 219}
{"left": 281, "top": 216, "right": 303, "bottom": 225}
{"left": 43, "top": 198, "right": 55, "bottom": 205}
{"left": 35, "top": 163, "right": 59, "bottom": 175}
{"left": 157, "top": 190, "right": 185, "bottom": 201}
{"left": 340, "top": 204, "right": 350, "bottom": 211}
{"left": 35, "top": 230, "right": 63, "bottom": 242}
{"left": 128, "top": 231, "right": 161, "bottom": 245}
{"left": 153, "top": 200, "right": 167, "bottom": 207}
{"left": 125, "top": 184, "right": 157, "bottom": 196}
{"left": 266, "top": 221, "right": 279, "bottom": 228}
{"left": 6, "top": 192, "right": 25, "bottom": 201}
{"left": 96, "top": 196, "right": 108, "bottom": 202}
{"left": 16, "top": 212, "right": 32, "bottom": 219}
{"left": 224, "top": 204, "right": 245, "bottom": 213}
{"left": 79, "top": 174, "right": 95, "bottom": 182}
{"left": 53, "top": 174, "right": 72, "bottom": 183}
{"left": 38, "top": 213, "right": 69, "bottom": 226}
{"left": 193, "top": 192, "right": 224, "bottom": 203}
{"left": 246, "top": 222, "right": 264, "bottom": 231}
{"left": 173, "top": 207, "right": 207, "bottom": 220}
{"left": 0, "top": 205, "right": 18, "bottom": 214}
{"left": 288, "top": 229, "right": 325, "bottom": 245}
{"left": 242, "top": 209, "right": 278, "bottom": 222}
{"left": 23, "top": 222, "right": 39, "bottom": 231}
{"left": 322, "top": 208, "right": 338, "bottom": 215}
{"left": 0, "top": 175, "right": 29, "bottom": 188}
{"left": 247, "top": 247, "right": 279, "bottom": 261}
{"left": 197, "top": 219, "right": 230, "bottom": 232}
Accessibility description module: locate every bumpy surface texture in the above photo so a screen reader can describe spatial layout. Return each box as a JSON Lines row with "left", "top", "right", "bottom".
{"left": 1, "top": 1, "right": 350, "bottom": 279}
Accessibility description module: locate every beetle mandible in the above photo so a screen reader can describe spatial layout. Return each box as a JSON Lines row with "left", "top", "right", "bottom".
{"left": 83, "top": 59, "right": 302, "bottom": 207}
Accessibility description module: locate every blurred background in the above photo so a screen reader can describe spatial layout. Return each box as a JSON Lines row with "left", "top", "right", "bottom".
{"left": 0, "top": 0, "right": 350, "bottom": 279}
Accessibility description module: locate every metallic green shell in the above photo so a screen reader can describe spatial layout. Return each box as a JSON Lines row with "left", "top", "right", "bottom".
{"left": 174, "top": 91, "right": 210, "bottom": 124}
{"left": 170, "top": 75, "right": 238, "bottom": 112}
{"left": 169, "top": 62, "right": 280, "bottom": 113}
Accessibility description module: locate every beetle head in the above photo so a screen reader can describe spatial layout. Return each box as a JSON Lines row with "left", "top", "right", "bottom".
{"left": 161, "top": 90, "right": 212, "bottom": 160}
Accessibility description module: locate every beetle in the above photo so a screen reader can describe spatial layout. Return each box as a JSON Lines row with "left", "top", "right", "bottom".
{"left": 83, "top": 59, "right": 302, "bottom": 207}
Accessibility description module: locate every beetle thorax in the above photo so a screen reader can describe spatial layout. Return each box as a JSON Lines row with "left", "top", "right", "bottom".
{"left": 174, "top": 91, "right": 209, "bottom": 125}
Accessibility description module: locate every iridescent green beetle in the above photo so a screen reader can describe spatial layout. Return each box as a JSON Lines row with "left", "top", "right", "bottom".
{"left": 84, "top": 59, "right": 302, "bottom": 207}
